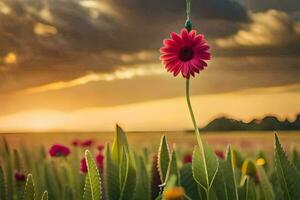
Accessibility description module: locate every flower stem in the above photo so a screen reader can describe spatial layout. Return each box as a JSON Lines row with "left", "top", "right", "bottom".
{"left": 186, "top": 0, "right": 192, "bottom": 20}
{"left": 185, "top": 78, "right": 203, "bottom": 149}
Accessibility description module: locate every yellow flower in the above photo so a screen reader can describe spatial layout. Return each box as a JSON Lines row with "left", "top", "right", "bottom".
{"left": 256, "top": 158, "right": 266, "bottom": 166}
{"left": 241, "top": 159, "right": 256, "bottom": 176}
{"left": 163, "top": 187, "right": 185, "bottom": 200}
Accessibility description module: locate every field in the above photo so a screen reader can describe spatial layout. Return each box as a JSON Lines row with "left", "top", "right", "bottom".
{"left": 0, "top": 130, "right": 300, "bottom": 200}
{"left": 2, "top": 131, "right": 300, "bottom": 152}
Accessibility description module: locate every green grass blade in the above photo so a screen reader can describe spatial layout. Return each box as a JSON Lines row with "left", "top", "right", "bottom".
{"left": 274, "top": 133, "right": 300, "bottom": 199}
{"left": 104, "top": 145, "right": 120, "bottom": 200}
{"left": 0, "top": 166, "right": 6, "bottom": 200}
{"left": 223, "top": 145, "right": 239, "bottom": 200}
{"left": 133, "top": 155, "right": 150, "bottom": 200}
{"left": 83, "top": 150, "right": 102, "bottom": 200}
{"left": 24, "top": 174, "right": 35, "bottom": 200}
{"left": 157, "top": 135, "right": 170, "bottom": 183}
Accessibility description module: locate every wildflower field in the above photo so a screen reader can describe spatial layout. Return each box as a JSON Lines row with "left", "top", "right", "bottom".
{"left": 1, "top": 128, "right": 300, "bottom": 200}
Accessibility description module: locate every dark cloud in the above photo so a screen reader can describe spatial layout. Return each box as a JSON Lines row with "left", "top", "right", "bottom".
{"left": 112, "top": 0, "right": 248, "bottom": 21}
{"left": 241, "top": 0, "right": 300, "bottom": 12}
{"left": 0, "top": 0, "right": 250, "bottom": 92}
{"left": 0, "top": 0, "right": 299, "bottom": 96}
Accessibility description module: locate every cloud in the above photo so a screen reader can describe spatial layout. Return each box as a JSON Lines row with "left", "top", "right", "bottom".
{"left": 34, "top": 22, "right": 57, "bottom": 36}
{"left": 19, "top": 64, "right": 164, "bottom": 94}
{"left": 113, "top": 0, "right": 248, "bottom": 21}
{"left": 216, "top": 10, "right": 300, "bottom": 48}
{"left": 3, "top": 52, "right": 17, "bottom": 64}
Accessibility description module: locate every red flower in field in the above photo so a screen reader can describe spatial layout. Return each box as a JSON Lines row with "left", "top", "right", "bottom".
{"left": 96, "top": 153, "right": 104, "bottom": 172}
{"left": 215, "top": 150, "right": 225, "bottom": 160}
{"left": 72, "top": 140, "right": 81, "bottom": 147}
{"left": 49, "top": 144, "right": 70, "bottom": 157}
{"left": 97, "top": 145, "right": 104, "bottom": 152}
{"left": 14, "top": 171, "right": 26, "bottom": 182}
{"left": 183, "top": 154, "right": 192, "bottom": 163}
{"left": 80, "top": 153, "right": 104, "bottom": 173}
{"left": 160, "top": 28, "right": 211, "bottom": 78}
{"left": 80, "top": 158, "right": 88, "bottom": 173}
{"left": 81, "top": 140, "right": 94, "bottom": 147}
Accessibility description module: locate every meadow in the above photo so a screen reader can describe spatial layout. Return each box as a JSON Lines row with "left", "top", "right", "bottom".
{"left": 0, "top": 129, "right": 300, "bottom": 200}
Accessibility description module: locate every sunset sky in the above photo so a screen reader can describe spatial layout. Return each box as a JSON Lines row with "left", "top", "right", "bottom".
{"left": 0, "top": 0, "right": 300, "bottom": 132}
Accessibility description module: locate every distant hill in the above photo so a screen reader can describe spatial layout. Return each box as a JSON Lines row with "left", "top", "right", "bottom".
{"left": 198, "top": 114, "right": 300, "bottom": 132}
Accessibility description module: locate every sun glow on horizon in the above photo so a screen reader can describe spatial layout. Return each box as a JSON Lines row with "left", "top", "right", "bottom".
{"left": 1, "top": 85, "right": 300, "bottom": 132}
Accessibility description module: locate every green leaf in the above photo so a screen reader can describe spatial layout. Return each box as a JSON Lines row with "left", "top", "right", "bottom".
{"left": 119, "top": 148, "right": 136, "bottom": 200}
{"left": 41, "top": 191, "right": 48, "bottom": 200}
{"left": 157, "top": 135, "right": 170, "bottom": 183}
{"left": 180, "top": 164, "right": 203, "bottom": 200}
{"left": 133, "top": 155, "right": 150, "bottom": 200}
{"left": 83, "top": 175, "right": 92, "bottom": 200}
{"left": 212, "top": 159, "right": 228, "bottom": 200}
{"left": 165, "top": 150, "right": 180, "bottom": 185}
{"left": 112, "top": 125, "right": 129, "bottom": 163}
{"left": 256, "top": 166, "right": 274, "bottom": 200}
{"left": 213, "top": 146, "right": 240, "bottom": 200}
{"left": 192, "top": 141, "right": 218, "bottom": 190}
{"left": 238, "top": 176, "right": 256, "bottom": 200}
{"left": 104, "top": 145, "right": 120, "bottom": 200}
{"left": 83, "top": 150, "right": 102, "bottom": 200}
{"left": 223, "top": 145, "right": 239, "bottom": 200}
{"left": 0, "top": 166, "right": 6, "bottom": 200}
{"left": 24, "top": 174, "right": 35, "bottom": 200}
{"left": 274, "top": 133, "right": 300, "bottom": 199}
{"left": 105, "top": 127, "right": 136, "bottom": 200}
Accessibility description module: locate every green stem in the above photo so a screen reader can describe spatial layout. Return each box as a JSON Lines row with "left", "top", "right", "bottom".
{"left": 186, "top": 0, "right": 192, "bottom": 20}
{"left": 206, "top": 188, "right": 210, "bottom": 200}
{"left": 185, "top": 78, "right": 203, "bottom": 149}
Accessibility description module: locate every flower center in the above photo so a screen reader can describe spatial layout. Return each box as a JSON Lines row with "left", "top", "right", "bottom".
{"left": 179, "top": 46, "right": 194, "bottom": 61}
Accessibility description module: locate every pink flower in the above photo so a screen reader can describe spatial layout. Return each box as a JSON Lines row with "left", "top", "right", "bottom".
{"left": 72, "top": 139, "right": 81, "bottom": 147}
{"left": 49, "top": 144, "right": 70, "bottom": 157}
{"left": 96, "top": 153, "right": 104, "bottom": 172}
{"left": 160, "top": 28, "right": 211, "bottom": 78}
{"left": 80, "top": 158, "right": 88, "bottom": 173}
{"left": 81, "top": 140, "right": 93, "bottom": 147}
{"left": 183, "top": 154, "right": 192, "bottom": 163}
{"left": 97, "top": 145, "right": 104, "bottom": 152}
{"left": 80, "top": 153, "right": 104, "bottom": 173}
{"left": 215, "top": 150, "right": 225, "bottom": 160}
{"left": 14, "top": 171, "right": 26, "bottom": 182}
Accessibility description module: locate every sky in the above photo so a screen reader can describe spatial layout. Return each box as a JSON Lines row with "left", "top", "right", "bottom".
{"left": 0, "top": 0, "right": 300, "bottom": 132}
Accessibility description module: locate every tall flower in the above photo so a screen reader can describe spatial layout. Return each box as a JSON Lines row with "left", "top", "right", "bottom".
{"left": 49, "top": 144, "right": 70, "bottom": 157}
{"left": 160, "top": 0, "right": 216, "bottom": 198}
{"left": 160, "top": 28, "right": 210, "bottom": 78}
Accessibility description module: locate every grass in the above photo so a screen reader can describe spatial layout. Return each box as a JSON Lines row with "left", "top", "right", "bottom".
{"left": 0, "top": 128, "right": 300, "bottom": 200}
